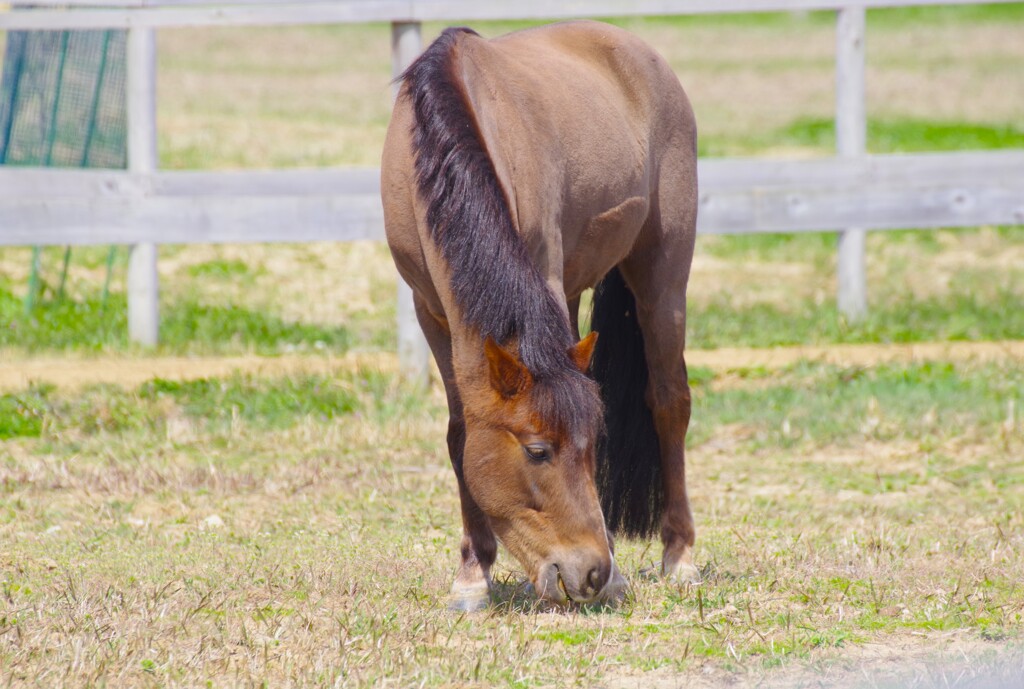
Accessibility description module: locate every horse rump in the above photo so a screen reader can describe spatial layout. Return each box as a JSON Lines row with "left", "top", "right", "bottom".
{"left": 591, "top": 267, "right": 663, "bottom": 538}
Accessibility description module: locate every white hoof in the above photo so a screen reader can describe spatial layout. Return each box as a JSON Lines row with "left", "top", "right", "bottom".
{"left": 665, "top": 560, "right": 702, "bottom": 585}
{"left": 449, "top": 580, "right": 490, "bottom": 612}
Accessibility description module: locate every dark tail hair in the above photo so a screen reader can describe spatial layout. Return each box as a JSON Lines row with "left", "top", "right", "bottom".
{"left": 591, "top": 267, "right": 663, "bottom": 538}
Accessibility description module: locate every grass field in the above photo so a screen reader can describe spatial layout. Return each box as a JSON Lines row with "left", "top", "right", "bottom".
{"left": 1, "top": 5, "right": 1024, "bottom": 687}
{"left": 1, "top": 353, "right": 1022, "bottom": 686}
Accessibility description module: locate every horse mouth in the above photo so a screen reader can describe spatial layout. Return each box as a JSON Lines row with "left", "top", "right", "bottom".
{"left": 556, "top": 569, "right": 571, "bottom": 602}
{"left": 539, "top": 564, "right": 572, "bottom": 605}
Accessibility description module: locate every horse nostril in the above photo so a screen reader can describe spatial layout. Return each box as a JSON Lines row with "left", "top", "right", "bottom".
{"left": 587, "top": 566, "right": 602, "bottom": 593}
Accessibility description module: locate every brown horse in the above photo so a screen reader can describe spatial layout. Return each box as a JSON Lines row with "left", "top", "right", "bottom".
{"left": 381, "top": 20, "right": 698, "bottom": 610}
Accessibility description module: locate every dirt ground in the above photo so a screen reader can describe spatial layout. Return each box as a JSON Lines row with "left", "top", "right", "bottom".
{"left": 604, "top": 635, "right": 1024, "bottom": 689}
{"left": 1, "top": 340, "right": 1022, "bottom": 393}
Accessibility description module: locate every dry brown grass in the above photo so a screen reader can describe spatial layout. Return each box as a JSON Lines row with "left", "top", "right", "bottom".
{"left": 2, "top": 357, "right": 1022, "bottom": 687}
{"left": 3, "top": 434, "right": 1022, "bottom": 687}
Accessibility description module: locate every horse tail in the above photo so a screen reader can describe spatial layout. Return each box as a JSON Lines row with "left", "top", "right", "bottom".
{"left": 591, "top": 267, "right": 663, "bottom": 538}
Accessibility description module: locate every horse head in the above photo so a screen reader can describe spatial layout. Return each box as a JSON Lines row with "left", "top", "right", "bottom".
{"left": 459, "top": 332, "right": 625, "bottom": 605}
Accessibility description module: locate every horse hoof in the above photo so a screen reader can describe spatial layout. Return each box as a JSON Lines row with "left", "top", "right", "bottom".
{"left": 448, "top": 592, "right": 490, "bottom": 612}
{"left": 448, "top": 580, "right": 490, "bottom": 612}
{"left": 665, "top": 561, "right": 702, "bottom": 585}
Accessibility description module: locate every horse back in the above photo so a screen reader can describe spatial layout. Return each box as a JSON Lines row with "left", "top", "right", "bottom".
{"left": 463, "top": 22, "right": 695, "bottom": 294}
{"left": 381, "top": 21, "right": 696, "bottom": 316}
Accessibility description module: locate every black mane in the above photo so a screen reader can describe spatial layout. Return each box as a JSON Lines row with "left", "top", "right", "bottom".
{"left": 400, "top": 27, "right": 578, "bottom": 381}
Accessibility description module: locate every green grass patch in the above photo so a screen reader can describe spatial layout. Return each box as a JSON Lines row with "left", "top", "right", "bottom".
{"left": 139, "top": 375, "right": 361, "bottom": 430}
{"left": 0, "top": 287, "right": 350, "bottom": 355}
{"left": 867, "top": 3, "right": 1024, "bottom": 26}
{"left": 534, "top": 628, "right": 601, "bottom": 645}
{"left": 698, "top": 231, "right": 838, "bottom": 263}
{"left": 4, "top": 360, "right": 1016, "bottom": 455}
{"left": 699, "top": 227, "right": 1007, "bottom": 263}
{"left": 781, "top": 117, "right": 1024, "bottom": 154}
{"left": 2, "top": 231, "right": 1024, "bottom": 354}
{"left": 185, "top": 258, "right": 257, "bottom": 279}
{"left": 6, "top": 249, "right": 1021, "bottom": 354}
{"left": 0, "top": 385, "right": 51, "bottom": 439}
{"left": 0, "top": 369, "right": 431, "bottom": 441}
{"left": 687, "top": 285, "right": 1024, "bottom": 349}
{"left": 691, "top": 360, "right": 1023, "bottom": 448}
{"left": 140, "top": 368, "right": 428, "bottom": 428}
{"left": 701, "top": 117, "right": 1024, "bottom": 157}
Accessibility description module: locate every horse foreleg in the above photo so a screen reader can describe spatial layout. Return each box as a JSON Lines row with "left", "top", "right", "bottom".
{"left": 448, "top": 418, "right": 497, "bottom": 611}
{"left": 414, "top": 298, "right": 497, "bottom": 610}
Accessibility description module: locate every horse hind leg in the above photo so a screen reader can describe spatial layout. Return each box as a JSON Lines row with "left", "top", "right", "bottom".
{"left": 567, "top": 296, "right": 581, "bottom": 340}
{"left": 618, "top": 167, "right": 700, "bottom": 585}
{"left": 414, "top": 298, "right": 497, "bottom": 611}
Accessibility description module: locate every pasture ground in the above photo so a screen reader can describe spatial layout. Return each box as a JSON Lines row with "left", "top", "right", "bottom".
{"left": 1, "top": 5, "right": 1023, "bottom": 688}
{"left": 1, "top": 348, "right": 1022, "bottom": 687}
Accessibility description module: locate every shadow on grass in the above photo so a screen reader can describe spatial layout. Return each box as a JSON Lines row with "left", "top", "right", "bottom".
{"left": 485, "top": 573, "right": 631, "bottom": 617}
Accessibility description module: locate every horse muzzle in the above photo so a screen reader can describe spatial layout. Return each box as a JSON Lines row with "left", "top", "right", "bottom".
{"left": 535, "top": 552, "right": 626, "bottom": 606}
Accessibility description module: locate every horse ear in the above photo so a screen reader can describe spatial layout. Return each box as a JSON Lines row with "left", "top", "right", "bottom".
{"left": 569, "top": 331, "right": 599, "bottom": 374}
{"left": 484, "top": 337, "right": 533, "bottom": 399}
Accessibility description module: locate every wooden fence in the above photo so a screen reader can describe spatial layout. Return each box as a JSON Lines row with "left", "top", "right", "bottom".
{"left": 2, "top": 0, "right": 1022, "bottom": 379}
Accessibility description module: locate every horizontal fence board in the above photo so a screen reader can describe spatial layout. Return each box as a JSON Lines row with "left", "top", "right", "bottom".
{"left": 697, "top": 151, "right": 1024, "bottom": 232}
{"left": 0, "top": 169, "right": 148, "bottom": 198}
{"left": 151, "top": 167, "right": 382, "bottom": 196}
{"left": 8, "top": 0, "right": 1017, "bottom": 6}
{"left": 0, "top": 2, "right": 409, "bottom": 30}
{"left": 3, "top": 0, "right": 1021, "bottom": 29}
{"left": 0, "top": 195, "right": 385, "bottom": 245}
{"left": 0, "top": 167, "right": 381, "bottom": 198}
{"left": 2, "top": 152, "right": 1022, "bottom": 246}
{"left": 698, "top": 184, "right": 1024, "bottom": 234}
{"left": 6, "top": 151, "right": 1021, "bottom": 197}
{"left": 699, "top": 151, "right": 1024, "bottom": 189}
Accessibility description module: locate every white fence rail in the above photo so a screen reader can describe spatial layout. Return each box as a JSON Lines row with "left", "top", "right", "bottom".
{"left": 2, "top": 0, "right": 1022, "bottom": 376}
{"left": 3, "top": 153, "right": 1023, "bottom": 244}
{"left": 3, "top": 0, "right": 1020, "bottom": 28}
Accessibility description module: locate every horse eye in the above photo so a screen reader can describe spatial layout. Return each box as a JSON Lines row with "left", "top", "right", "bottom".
{"left": 523, "top": 443, "right": 553, "bottom": 462}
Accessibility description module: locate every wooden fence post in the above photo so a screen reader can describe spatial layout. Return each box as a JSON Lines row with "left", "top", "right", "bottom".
{"left": 836, "top": 6, "right": 867, "bottom": 320}
{"left": 390, "top": 21, "right": 430, "bottom": 384}
{"left": 127, "top": 26, "right": 159, "bottom": 346}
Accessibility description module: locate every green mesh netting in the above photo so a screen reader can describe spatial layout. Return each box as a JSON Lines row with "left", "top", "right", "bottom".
{"left": 0, "top": 29, "right": 127, "bottom": 168}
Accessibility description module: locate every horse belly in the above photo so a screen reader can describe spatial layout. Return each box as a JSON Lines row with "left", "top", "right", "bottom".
{"left": 562, "top": 195, "right": 650, "bottom": 298}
